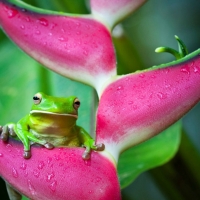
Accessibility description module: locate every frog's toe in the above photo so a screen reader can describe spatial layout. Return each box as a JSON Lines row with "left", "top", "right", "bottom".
{"left": 82, "top": 150, "right": 91, "bottom": 160}
{"left": 44, "top": 142, "right": 54, "bottom": 149}
{"left": 8, "top": 127, "right": 16, "bottom": 137}
{"left": 0, "top": 126, "right": 2, "bottom": 133}
{"left": 0, "top": 126, "right": 9, "bottom": 141}
{"left": 95, "top": 143, "right": 105, "bottom": 151}
{"left": 23, "top": 151, "right": 31, "bottom": 159}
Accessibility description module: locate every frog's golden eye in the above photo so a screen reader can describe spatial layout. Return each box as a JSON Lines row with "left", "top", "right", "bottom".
{"left": 73, "top": 98, "right": 80, "bottom": 110}
{"left": 33, "top": 93, "right": 42, "bottom": 105}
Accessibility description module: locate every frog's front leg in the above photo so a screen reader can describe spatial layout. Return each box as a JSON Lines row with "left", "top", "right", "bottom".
{"left": 14, "top": 122, "right": 54, "bottom": 159}
{"left": 77, "top": 126, "right": 105, "bottom": 160}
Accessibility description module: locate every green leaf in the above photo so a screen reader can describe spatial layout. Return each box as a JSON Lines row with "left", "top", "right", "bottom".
{"left": 117, "top": 121, "right": 181, "bottom": 189}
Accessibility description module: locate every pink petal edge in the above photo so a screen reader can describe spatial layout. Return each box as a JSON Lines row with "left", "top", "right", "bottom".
{"left": 90, "top": 0, "right": 147, "bottom": 29}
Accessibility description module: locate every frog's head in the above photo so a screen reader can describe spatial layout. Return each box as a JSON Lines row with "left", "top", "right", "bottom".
{"left": 30, "top": 92, "right": 80, "bottom": 118}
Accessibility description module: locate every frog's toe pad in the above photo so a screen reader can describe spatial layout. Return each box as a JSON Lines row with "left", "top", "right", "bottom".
{"left": 0, "top": 126, "right": 9, "bottom": 142}
{"left": 23, "top": 151, "right": 31, "bottom": 159}
{"left": 44, "top": 142, "right": 54, "bottom": 149}
{"left": 96, "top": 143, "right": 105, "bottom": 151}
{"left": 82, "top": 151, "right": 90, "bottom": 160}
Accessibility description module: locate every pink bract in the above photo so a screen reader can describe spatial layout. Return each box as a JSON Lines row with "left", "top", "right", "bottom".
{"left": 0, "top": 139, "right": 120, "bottom": 200}
{"left": 91, "top": 0, "right": 147, "bottom": 28}
{"left": 96, "top": 52, "right": 200, "bottom": 160}
{"left": 0, "top": 1, "right": 116, "bottom": 93}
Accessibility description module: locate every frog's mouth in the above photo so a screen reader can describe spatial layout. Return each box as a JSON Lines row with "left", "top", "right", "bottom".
{"left": 30, "top": 110, "right": 78, "bottom": 118}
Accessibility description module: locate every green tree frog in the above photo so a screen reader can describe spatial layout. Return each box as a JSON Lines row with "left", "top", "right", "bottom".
{"left": 0, "top": 92, "right": 105, "bottom": 159}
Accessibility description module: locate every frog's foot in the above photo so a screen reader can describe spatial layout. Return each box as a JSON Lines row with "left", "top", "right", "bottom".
{"left": 44, "top": 142, "right": 54, "bottom": 149}
{"left": 82, "top": 147, "right": 91, "bottom": 160}
{"left": 23, "top": 143, "right": 54, "bottom": 159}
{"left": 23, "top": 150, "right": 31, "bottom": 159}
{"left": 82, "top": 143, "right": 105, "bottom": 160}
{"left": 0, "top": 124, "right": 16, "bottom": 142}
{"left": 95, "top": 143, "right": 105, "bottom": 151}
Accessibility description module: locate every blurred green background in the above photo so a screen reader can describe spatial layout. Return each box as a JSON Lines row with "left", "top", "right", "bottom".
{"left": 1, "top": 0, "right": 200, "bottom": 199}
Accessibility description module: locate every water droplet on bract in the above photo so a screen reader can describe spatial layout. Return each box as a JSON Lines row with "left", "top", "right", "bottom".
{"left": 7, "top": 8, "right": 18, "bottom": 18}
{"left": 76, "top": 31, "right": 81, "bottom": 35}
{"left": 58, "top": 37, "right": 64, "bottom": 41}
{"left": 50, "top": 23, "right": 56, "bottom": 30}
{"left": 193, "top": 66, "right": 200, "bottom": 73}
{"left": 35, "top": 30, "right": 41, "bottom": 35}
{"left": 38, "top": 161, "right": 45, "bottom": 170}
{"left": 180, "top": 67, "right": 190, "bottom": 75}
{"left": 117, "top": 86, "right": 123, "bottom": 91}
{"left": 28, "top": 180, "right": 36, "bottom": 196}
{"left": 83, "top": 50, "right": 88, "bottom": 56}
{"left": 76, "top": 22, "right": 80, "bottom": 27}
{"left": 157, "top": 92, "right": 167, "bottom": 99}
{"left": 25, "top": 17, "right": 30, "bottom": 22}
{"left": 139, "top": 74, "right": 145, "bottom": 78}
{"left": 96, "top": 177, "right": 102, "bottom": 183}
{"left": 20, "top": 25, "right": 25, "bottom": 30}
{"left": 139, "top": 95, "right": 144, "bottom": 99}
{"left": 47, "top": 157, "right": 52, "bottom": 164}
{"left": 165, "top": 84, "right": 171, "bottom": 88}
{"left": 0, "top": 153, "right": 3, "bottom": 157}
{"left": 20, "top": 162, "right": 27, "bottom": 170}
{"left": 49, "top": 180, "right": 57, "bottom": 192}
{"left": 48, "top": 32, "right": 53, "bottom": 36}
{"left": 6, "top": 144, "right": 12, "bottom": 152}
{"left": 33, "top": 170, "right": 40, "bottom": 178}
{"left": 12, "top": 167, "right": 18, "bottom": 178}
{"left": 128, "top": 101, "right": 133, "bottom": 105}
{"left": 46, "top": 172, "right": 55, "bottom": 182}
{"left": 38, "top": 18, "right": 48, "bottom": 26}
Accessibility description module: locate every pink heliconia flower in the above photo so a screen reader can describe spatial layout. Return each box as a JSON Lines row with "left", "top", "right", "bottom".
{"left": 96, "top": 51, "right": 200, "bottom": 161}
{"left": 0, "top": 139, "right": 120, "bottom": 200}
{"left": 91, "top": 0, "right": 147, "bottom": 29}
{"left": 0, "top": 0, "right": 116, "bottom": 93}
{"left": 0, "top": 0, "right": 147, "bottom": 94}
{"left": 1, "top": 0, "right": 200, "bottom": 200}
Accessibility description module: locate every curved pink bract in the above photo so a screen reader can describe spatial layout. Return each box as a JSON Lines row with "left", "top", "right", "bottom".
{"left": 90, "top": 0, "right": 147, "bottom": 28}
{"left": 0, "top": 139, "right": 120, "bottom": 200}
{"left": 96, "top": 53, "right": 200, "bottom": 156}
{"left": 0, "top": 1, "right": 116, "bottom": 91}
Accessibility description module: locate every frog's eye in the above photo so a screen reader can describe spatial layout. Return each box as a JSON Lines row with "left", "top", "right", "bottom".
{"left": 73, "top": 98, "right": 80, "bottom": 110}
{"left": 33, "top": 93, "right": 42, "bottom": 105}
